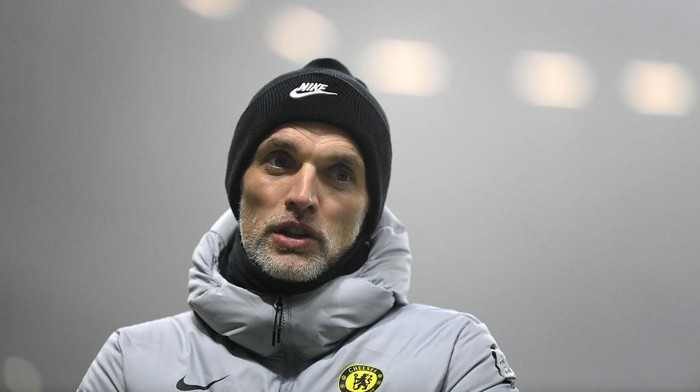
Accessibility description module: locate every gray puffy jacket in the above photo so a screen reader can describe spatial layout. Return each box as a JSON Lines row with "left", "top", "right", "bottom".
{"left": 78, "top": 208, "right": 518, "bottom": 391}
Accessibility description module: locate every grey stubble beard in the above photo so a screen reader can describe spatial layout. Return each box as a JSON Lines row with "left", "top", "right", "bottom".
{"left": 238, "top": 201, "right": 362, "bottom": 282}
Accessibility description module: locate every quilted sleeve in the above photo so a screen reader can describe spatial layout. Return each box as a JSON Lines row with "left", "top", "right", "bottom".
{"left": 444, "top": 315, "right": 518, "bottom": 392}
{"left": 77, "top": 331, "right": 126, "bottom": 392}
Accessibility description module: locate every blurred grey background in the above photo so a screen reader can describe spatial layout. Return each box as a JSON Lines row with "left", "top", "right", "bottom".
{"left": 1, "top": 1, "right": 699, "bottom": 391}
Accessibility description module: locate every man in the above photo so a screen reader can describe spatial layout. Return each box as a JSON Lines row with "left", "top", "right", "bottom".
{"left": 79, "top": 58, "right": 518, "bottom": 391}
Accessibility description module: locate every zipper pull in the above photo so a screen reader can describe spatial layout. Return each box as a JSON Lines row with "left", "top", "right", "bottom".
{"left": 272, "top": 296, "right": 284, "bottom": 346}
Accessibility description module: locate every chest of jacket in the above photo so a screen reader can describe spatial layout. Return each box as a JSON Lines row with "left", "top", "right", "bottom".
{"left": 121, "top": 306, "right": 467, "bottom": 392}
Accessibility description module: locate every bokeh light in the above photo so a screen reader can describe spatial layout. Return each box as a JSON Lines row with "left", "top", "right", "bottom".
{"left": 2, "top": 357, "right": 42, "bottom": 392}
{"left": 266, "top": 6, "right": 338, "bottom": 64}
{"left": 179, "top": 0, "right": 245, "bottom": 20}
{"left": 360, "top": 39, "right": 450, "bottom": 96}
{"left": 513, "top": 50, "right": 594, "bottom": 109}
{"left": 620, "top": 60, "right": 695, "bottom": 116}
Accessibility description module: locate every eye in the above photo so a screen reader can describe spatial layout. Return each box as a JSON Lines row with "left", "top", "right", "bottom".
{"left": 266, "top": 151, "right": 291, "bottom": 169}
{"left": 333, "top": 166, "right": 354, "bottom": 183}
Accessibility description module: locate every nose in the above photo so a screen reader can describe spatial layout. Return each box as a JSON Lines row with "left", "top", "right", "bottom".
{"left": 285, "top": 164, "right": 318, "bottom": 217}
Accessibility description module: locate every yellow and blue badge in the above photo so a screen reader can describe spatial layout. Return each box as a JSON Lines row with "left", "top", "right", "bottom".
{"left": 338, "top": 364, "right": 384, "bottom": 392}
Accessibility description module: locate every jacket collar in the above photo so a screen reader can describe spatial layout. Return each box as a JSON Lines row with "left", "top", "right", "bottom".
{"left": 187, "top": 208, "right": 411, "bottom": 360}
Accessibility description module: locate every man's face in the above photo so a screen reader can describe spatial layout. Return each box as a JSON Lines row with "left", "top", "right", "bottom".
{"left": 239, "top": 122, "right": 369, "bottom": 282}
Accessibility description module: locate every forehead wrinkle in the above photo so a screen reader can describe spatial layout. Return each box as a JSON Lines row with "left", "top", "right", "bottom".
{"left": 279, "top": 122, "right": 357, "bottom": 150}
{"left": 279, "top": 123, "right": 325, "bottom": 146}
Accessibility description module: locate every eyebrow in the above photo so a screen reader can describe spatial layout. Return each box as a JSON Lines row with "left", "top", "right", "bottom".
{"left": 261, "top": 137, "right": 298, "bottom": 153}
{"left": 328, "top": 153, "right": 365, "bottom": 170}
{"left": 258, "top": 135, "right": 365, "bottom": 169}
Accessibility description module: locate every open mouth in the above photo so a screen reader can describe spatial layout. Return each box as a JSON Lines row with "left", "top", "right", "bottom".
{"left": 272, "top": 221, "right": 320, "bottom": 240}
{"left": 271, "top": 222, "right": 319, "bottom": 250}
{"left": 277, "top": 226, "right": 311, "bottom": 239}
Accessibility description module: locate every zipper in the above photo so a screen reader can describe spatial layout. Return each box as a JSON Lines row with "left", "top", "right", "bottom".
{"left": 272, "top": 295, "right": 295, "bottom": 392}
{"left": 272, "top": 296, "right": 285, "bottom": 346}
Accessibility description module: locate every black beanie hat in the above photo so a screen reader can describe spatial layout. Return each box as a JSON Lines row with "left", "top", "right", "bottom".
{"left": 225, "top": 58, "right": 392, "bottom": 234}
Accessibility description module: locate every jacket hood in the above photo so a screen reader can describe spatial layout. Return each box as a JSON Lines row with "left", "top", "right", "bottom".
{"left": 187, "top": 207, "right": 411, "bottom": 360}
